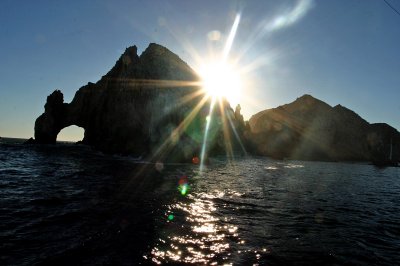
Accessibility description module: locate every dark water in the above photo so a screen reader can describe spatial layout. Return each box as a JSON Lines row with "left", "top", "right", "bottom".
{"left": 1, "top": 138, "right": 399, "bottom": 265}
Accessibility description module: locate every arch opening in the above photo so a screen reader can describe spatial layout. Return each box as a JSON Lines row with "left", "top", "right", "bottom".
{"left": 57, "top": 125, "right": 85, "bottom": 143}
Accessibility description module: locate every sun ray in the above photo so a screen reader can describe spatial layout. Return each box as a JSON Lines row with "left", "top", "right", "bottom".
{"left": 159, "top": 17, "right": 205, "bottom": 67}
{"left": 226, "top": 111, "right": 247, "bottom": 155}
{"left": 239, "top": 55, "right": 273, "bottom": 74}
{"left": 105, "top": 78, "right": 201, "bottom": 88}
{"left": 218, "top": 99, "right": 234, "bottom": 159}
{"left": 149, "top": 94, "right": 210, "bottom": 161}
{"left": 106, "top": 77, "right": 207, "bottom": 112}
{"left": 200, "top": 97, "right": 216, "bottom": 172}
{"left": 234, "top": 0, "right": 314, "bottom": 71}
{"left": 122, "top": 93, "right": 210, "bottom": 191}
{"left": 163, "top": 88, "right": 206, "bottom": 112}
{"left": 125, "top": 10, "right": 270, "bottom": 174}
{"left": 223, "top": 13, "right": 241, "bottom": 60}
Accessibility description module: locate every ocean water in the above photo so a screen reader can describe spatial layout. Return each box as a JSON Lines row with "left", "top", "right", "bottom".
{"left": 1, "top": 138, "right": 399, "bottom": 266}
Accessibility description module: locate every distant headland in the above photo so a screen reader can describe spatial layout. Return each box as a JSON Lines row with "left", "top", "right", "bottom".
{"left": 31, "top": 43, "right": 399, "bottom": 165}
{"left": 247, "top": 94, "right": 399, "bottom": 164}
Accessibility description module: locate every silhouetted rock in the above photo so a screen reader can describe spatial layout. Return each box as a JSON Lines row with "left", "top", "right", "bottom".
{"left": 34, "top": 43, "right": 396, "bottom": 164}
{"left": 247, "top": 94, "right": 400, "bottom": 162}
{"left": 23, "top": 137, "right": 36, "bottom": 145}
{"left": 35, "top": 90, "right": 66, "bottom": 144}
{"left": 34, "top": 43, "right": 244, "bottom": 162}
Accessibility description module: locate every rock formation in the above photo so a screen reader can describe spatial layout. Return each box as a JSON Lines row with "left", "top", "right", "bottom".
{"left": 34, "top": 43, "right": 398, "bottom": 164}
{"left": 247, "top": 94, "right": 400, "bottom": 162}
{"left": 34, "top": 43, "right": 245, "bottom": 162}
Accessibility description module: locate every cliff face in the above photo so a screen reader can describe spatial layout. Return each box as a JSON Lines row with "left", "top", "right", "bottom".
{"left": 35, "top": 43, "right": 245, "bottom": 161}
{"left": 248, "top": 94, "right": 400, "bottom": 162}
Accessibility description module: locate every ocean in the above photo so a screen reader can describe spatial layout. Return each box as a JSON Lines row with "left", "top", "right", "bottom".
{"left": 0, "top": 138, "right": 399, "bottom": 265}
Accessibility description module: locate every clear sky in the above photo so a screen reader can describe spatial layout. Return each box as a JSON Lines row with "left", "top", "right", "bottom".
{"left": 1, "top": 0, "right": 399, "bottom": 141}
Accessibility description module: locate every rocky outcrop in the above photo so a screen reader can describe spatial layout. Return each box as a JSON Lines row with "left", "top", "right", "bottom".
{"left": 34, "top": 43, "right": 245, "bottom": 162}
{"left": 34, "top": 43, "right": 397, "bottom": 164}
{"left": 247, "top": 94, "right": 400, "bottom": 162}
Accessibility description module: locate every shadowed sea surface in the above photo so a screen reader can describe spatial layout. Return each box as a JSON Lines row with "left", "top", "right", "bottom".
{"left": 0, "top": 138, "right": 399, "bottom": 265}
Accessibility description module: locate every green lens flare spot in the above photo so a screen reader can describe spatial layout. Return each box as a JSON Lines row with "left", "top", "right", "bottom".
{"left": 178, "top": 184, "right": 190, "bottom": 196}
{"left": 181, "top": 185, "right": 187, "bottom": 195}
{"left": 168, "top": 214, "right": 174, "bottom": 221}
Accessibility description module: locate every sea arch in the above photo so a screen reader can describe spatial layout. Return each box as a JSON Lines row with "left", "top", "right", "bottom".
{"left": 57, "top": 125, "right": 85, "bottom": 142}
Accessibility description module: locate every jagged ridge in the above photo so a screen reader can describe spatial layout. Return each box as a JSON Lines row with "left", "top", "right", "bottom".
{"left": 247, "top": 94, "right": 400, "bottom": 162}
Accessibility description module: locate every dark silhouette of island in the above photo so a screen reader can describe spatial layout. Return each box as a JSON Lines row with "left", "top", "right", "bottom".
{"left": 33, "top": 43, "right": 399, "bottom": 165}
{"left": 34, "top": 43, "right": 246, "bottom": 162}
{"left": 247, "top": 94, "right": 399, "bottom": 164}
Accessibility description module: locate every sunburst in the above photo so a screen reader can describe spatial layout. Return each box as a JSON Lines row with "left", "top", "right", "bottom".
{"left": 199, "top": 60, "right": 242, "bottom": 107}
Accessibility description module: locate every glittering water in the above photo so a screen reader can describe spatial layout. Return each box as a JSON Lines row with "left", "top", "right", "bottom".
{"left": 1, "top": 138, "right": 399, "bottom": 265}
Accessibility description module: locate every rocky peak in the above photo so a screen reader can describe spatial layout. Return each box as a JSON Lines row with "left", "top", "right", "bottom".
{"left": 141, "top": 43, "right": 170, "bottom": 57}
{"left": 104, "top": 43, "right": 198, "bottom": 82}
{"left": 121, "top": 45, "right": 139, "bottom": 66}
{"left": 297, "top": 94, "right": 315, "bottom": 101}
{"left": 105, "top": 45, "right": 139, "bottom": 78}
{"left": 292, "top": 94, "right": 329, "bottom": 108}
{"left": 138, "top": 43, "right": 198, "bottom": 81}
{"left": 44, "top": 90, "right": 64, "bottom": 113}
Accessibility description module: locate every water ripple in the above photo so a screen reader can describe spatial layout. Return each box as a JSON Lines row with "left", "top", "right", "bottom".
{"left": 1, "top": 142, "right": 400, "bottom": 265}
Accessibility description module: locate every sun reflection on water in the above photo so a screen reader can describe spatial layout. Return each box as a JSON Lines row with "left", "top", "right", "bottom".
{"left": 150, "top": 189, "right": 240, "bottom": 264}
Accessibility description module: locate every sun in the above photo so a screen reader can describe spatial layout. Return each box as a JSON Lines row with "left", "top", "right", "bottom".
{"left": 199, "top": 61, "right": 242, "bottom": 106}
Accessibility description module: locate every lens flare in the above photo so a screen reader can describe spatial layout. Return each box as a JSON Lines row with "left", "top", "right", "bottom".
{"left": 223, "top": 13, "right": 241, "bottom": 59}
{"left": 200, "top": 61, "right": 242, "bottom": 106}
{"left": 178, "top": 176, "right": 190, "bottom": 196}
{"left": 266, "top": 0, "right": 314, "bottom": 32}
{"left": 192, "top": 156, "right": 200, "bottom": 164}
{"left": 200, "top": 98, "right": 216, "bottom": 172}
{"left": 198, "top": 13, "right": 242, "bottom": 107}
{"left": 179, "top": 184, "right": 189, "bottom": 196}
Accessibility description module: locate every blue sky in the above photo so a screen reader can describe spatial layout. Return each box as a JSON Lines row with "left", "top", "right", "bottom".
{"left": 0, "top": 0, "right": 399, "bottom": 140}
